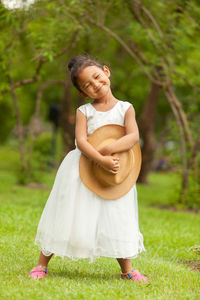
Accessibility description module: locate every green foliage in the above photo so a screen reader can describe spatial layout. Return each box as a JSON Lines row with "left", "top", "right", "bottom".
{"left": 1, "top": 0, "right": 199, "bottom": 119}
{"left": 184, "top": 171, "right": 200, "bottom": 209}
{"left": 16, "top": 166, "right": 33, "bottom": 185}
{"left": 30, "top": 132, "right": 53, "bottom": 179}
{"left": 0, "top": 101, "right": 15, "bottom": 143}
{"left": 33, "top": 131, "right": 52, "bottom": 157}
{"left": 16, "top": 132, "right": 53, "bottom": 184}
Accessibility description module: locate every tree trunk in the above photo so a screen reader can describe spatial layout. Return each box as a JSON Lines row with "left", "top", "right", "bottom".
{"left": 165, "top": 85, "right": 190, "bottom": 203}
{"left": 138, "top": 82, "right": 160, "bottom": 183}
{"left": 27, "top": 80, "right": 65, "bottom": 172}
{"left": 11, "top": 89, "right": 26, "bottom": 171}
{"left": 60, "top": 80, "right": 75, "bottom": 153}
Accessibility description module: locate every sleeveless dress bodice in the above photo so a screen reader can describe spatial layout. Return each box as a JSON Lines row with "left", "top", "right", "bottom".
{"left": 78, "top": 100, "right": 131, "bottom": 136}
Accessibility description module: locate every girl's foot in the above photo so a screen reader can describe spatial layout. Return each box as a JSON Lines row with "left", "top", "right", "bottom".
{"left": 29, "top": 265, "right": 48, "bottom": 279}
{"left": 121, "top": 269, "right": 148, "bottom": 283}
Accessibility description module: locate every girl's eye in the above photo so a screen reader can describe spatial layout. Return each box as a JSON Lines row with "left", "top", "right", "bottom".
{"left": 95, "top": 75, "right": 99, "bottom": 79}
{"left": 85, "top": 83, "right": 90, "bottom": 88}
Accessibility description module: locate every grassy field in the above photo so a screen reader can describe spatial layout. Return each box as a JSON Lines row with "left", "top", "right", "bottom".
{"left": 0, "top": 145, "right": 200, "bottom": 300}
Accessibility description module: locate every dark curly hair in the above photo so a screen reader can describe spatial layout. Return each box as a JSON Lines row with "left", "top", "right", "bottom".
{"left": 67, "top": 54, "right": 105, "bottom": 92}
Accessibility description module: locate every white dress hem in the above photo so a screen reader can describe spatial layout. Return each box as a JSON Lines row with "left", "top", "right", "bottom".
{"left": 35, "top": 237, "right": 146, "bottom": 264}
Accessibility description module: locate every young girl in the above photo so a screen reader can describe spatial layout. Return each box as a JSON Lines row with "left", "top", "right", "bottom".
{"left": 29, "top": 55, "right": 148, "bottom": 283}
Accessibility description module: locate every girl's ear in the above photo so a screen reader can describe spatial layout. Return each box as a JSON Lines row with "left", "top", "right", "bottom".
{"left": 103, "top": 65, "right": 110, "bottom": 77}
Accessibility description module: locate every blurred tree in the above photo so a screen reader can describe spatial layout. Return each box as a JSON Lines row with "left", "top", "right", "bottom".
{"left": 0, "top": 0, "right": 199, "bottom": 207}
{"left": 0, "top": 1, "right": 80, "bottom": 177}
{"left": 78, "top": 0, "right": 200, "bottom": 204}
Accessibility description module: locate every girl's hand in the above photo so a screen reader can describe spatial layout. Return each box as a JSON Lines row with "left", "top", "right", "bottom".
{"left": 99, "top": 156, "right": 120, "bottom": 174}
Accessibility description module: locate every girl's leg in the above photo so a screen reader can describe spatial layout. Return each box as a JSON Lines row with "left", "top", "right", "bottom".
{"left": 29, "top": 251, "right": 53, "bottom": 278}
{"left": 116, "top": 258, "right": 148, "bottom": 283}
{"left": 37, "top": 251, "right": 54, "bottom": 267}
{"left": 116, "top": 258, "right": 133, "bottom": 273}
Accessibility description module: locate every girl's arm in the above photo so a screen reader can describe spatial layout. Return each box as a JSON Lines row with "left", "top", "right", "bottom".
{"left": 75, "top": 109, "right": 120, "bottom": 173}
{"left": 75, "top": 109, "right": 103, "bottom": 163}
{"left": 99, "top": 105, "right": 139, "bottom": 155}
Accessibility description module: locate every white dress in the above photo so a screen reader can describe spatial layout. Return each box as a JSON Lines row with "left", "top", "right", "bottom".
{"left": 34, "top": 100, "right": 146, "bottom": 263}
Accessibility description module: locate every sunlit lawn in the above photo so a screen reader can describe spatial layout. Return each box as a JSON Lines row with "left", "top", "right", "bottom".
{"left": 0, "top": 145, "right": 200, "bottom": 300}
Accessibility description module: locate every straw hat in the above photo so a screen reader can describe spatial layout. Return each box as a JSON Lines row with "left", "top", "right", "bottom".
{"left": 79, "top": 124, "right": 142, "bottom": 200}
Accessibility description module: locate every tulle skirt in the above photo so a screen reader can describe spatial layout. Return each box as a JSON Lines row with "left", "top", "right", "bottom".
{"left": 34, "top": 147, "right": 146, "bottom": 263}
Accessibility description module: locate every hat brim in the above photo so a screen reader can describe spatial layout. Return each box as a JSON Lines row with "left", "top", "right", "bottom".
{"left": 79, "top": 124, "right": 142, "bottom": 200}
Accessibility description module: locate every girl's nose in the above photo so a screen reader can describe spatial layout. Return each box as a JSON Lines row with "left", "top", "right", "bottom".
{"left": 93, "top": 79, "right": 100, "bottom": 88}
{"left": 94, "top": 84, "right": 102, "bottom": 92}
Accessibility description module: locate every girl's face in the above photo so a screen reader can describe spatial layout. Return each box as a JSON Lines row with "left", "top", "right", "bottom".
{"left": 77, "top": 65, "right": 111, "bottom": 99}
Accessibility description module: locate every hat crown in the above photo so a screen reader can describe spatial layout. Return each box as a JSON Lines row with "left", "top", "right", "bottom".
{"left": 93, "top": 138, "right": 134, "bottom": 187}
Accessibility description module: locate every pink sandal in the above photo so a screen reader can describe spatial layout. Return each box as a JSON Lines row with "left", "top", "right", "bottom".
{"left": 121, "top": 269, "right": 148, "bottom": 283}
{"left": 29, "top": 265, "right": 48, "bottom": 279}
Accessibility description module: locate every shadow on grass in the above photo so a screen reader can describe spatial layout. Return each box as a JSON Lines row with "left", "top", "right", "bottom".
{"left": 47, "top": 268, "right": 151, "bottom": 286}
{"left": 48, "top": 269, "right": 119, "bottom": 281}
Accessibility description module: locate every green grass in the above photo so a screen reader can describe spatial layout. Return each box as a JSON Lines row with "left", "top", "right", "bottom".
{"left": 0, "top": 145, "right": 200, "bottom": 300}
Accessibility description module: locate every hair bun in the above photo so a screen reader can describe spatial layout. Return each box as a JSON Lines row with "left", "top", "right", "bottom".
{"left": 68, "top": 55, "right": 91, "bottom": 72}
{"left": 68, "top": 57, "right": 77, "bottom": 72}
{"left": 67, "top": 56, "right": 82, "bottom": 72}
